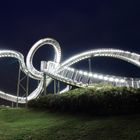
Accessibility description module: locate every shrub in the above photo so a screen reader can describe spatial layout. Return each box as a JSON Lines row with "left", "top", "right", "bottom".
{"left": 28, "top": 85, "right": 140, "bottom": 115}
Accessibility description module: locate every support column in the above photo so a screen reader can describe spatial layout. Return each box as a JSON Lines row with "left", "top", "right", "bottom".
{"left": 57, "top": 81, "right": 60, "bottom": 94}
{"left": 131, "top": 78, "right": 134, "bottom": 88}
{"left": 43, "top": 73, "right": 47, "bottom": 96}
{"left": 25, "top": 72, "right": 29, "bottom": 108}
{"left": 16, "top": 66, "right": 21, "bottom": 108}
{"left": 88, "top": 58, "right": 92, "bottom": 72}
{"left": 54, "top": 79, "right": 56, "bottom": 94}
{"left": 11, "top": 102, "right": 14, "bottom": 108}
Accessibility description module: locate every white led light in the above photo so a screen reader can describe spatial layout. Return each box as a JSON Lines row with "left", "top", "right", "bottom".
{"left": 114, "top": 78, "right": 119, "bottom": 82}
{"left": 109, "top": 77, "right": 114, "bottom": 82}
{"left": 88, "top": 73, "right": 92, "bottom": 77}
{"left": 79, "top": 70, "right": 83, "bottom": 74}
{"left": 93, "top": 74, "right": 98, "bottom": 78}
{"left": 98, "top": 75, "right": 104, "bottom": 79}
{"left": 104, "top": 77, "right": 109, "bottom": 81}
{"left": 120, "top": 79, "right": 125, "bottom": 83}
{"left": 83, "top": 72, "right": 88, "bottom": 76}
{"left": 66, "top": 67, "right": 70, "bottom": 70}
{"left": 71, "top": 68, "right": 75, "bottom": 71}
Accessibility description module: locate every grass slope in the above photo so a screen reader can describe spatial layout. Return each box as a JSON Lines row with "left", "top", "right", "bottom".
{"left": 28, "top": 86, "right": 140, "bottom": 115}
{"left": 0, "top": 108, "right": 140, "bottom": 140}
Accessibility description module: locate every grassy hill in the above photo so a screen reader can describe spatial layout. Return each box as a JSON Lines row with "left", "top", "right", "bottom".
{"left": 0, "top": 107, "right": 140, "bottom": 140}
{"left": 28, "top": 86, "right": 140, "bottom": 115}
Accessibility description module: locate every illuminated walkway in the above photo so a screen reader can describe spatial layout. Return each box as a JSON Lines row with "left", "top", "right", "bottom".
{"left": 0, "top": 38, "right": 140, "bottom": 103}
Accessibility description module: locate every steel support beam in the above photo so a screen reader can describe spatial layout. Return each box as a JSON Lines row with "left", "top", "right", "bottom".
{"left": 88, "top": 58, "right": 92, "bottom": 72}
{"left": 57, "top": 81, "right": 60, "bottom": 94}
{"left": 25, "top": 72, "right": 29, "bottom": 108}
{"left": 43, "top": 73, "right": 47, "bottom": 96}
{"left": 16, "top": 65, "right": 21, "bottom": 108}
{"left": 54, "top": 79, "right": 56, "bottom": 94}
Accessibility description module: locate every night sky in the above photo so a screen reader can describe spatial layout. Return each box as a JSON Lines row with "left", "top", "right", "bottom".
{"left": 0, "top": 0, "right": 140, "bottom": 94}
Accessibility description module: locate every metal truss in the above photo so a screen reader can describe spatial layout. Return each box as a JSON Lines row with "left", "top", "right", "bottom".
{"left": 0, "top": 38, "right": 140, "bottom": 103}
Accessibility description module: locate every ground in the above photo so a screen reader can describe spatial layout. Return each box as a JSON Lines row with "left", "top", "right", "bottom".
{"left": 0, "top": 107, "right": 140, "bottom": 140}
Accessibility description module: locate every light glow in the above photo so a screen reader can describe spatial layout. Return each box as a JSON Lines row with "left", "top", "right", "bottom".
{"left": 0, "top": 38, "right": 139, "bottom": 104}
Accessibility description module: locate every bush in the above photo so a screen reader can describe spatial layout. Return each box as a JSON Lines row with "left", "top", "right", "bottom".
{"left": 28, "top": 86, "right": 140, "bottom": 115}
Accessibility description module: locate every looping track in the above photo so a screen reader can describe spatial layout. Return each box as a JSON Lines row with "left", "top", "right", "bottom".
{"left": 0, "top": 38, "right": 140, "bottom": 103}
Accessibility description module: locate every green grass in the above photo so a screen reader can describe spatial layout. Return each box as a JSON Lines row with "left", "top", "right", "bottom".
{"left": 0, "top": 107, "right": 140, "bottom": 140}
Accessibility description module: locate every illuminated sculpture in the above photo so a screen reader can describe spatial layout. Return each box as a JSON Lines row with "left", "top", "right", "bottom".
{"left": 0, "top": 38, "right": 140, "bottom": 104}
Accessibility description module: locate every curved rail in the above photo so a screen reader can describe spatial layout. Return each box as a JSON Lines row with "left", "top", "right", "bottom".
{"left": 26, "top": 38, "right": 61, "bottom": 80}
{"left": 0, "top": 38, "right": 140, "bottom": 103}
{"left": 0, "top": 38, "right": 61, "bottom": 103}
{"left": 0, "top": 50, "right": 45, "bottom": 103}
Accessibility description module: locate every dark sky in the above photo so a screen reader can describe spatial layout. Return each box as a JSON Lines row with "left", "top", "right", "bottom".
{"left": 0, "top": 0, "right": 140, "bottom": 94}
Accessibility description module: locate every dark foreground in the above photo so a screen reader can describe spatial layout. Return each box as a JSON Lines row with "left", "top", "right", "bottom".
{"left": 0, "top": 107, "right": 140, "bottom": 140}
